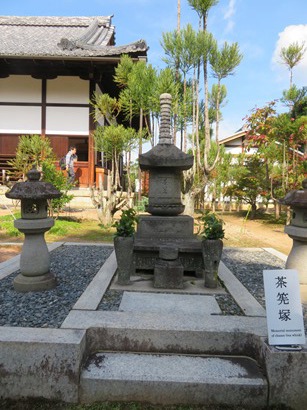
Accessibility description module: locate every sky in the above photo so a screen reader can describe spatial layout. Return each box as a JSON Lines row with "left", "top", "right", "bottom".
{"left": 2, "top": 0, "right": 307, "bottom": 140}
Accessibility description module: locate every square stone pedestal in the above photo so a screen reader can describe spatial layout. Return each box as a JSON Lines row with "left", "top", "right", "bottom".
{"left": 134, "top": 215, "right": 203, "bottom": 276}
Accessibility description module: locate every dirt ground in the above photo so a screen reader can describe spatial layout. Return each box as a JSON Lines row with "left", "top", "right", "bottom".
{"left": 221, "top": 213, "right": 292, "bottom": 255}
{"left": 0, "top": 208, "right": 292, "bottom": 263}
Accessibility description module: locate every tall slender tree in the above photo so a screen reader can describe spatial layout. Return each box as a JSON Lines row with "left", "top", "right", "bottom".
{"left": 209, "top": 41, "right": 242, "bottom": 158}
{"left": 188, "top": 0, "right": 219, "bottom": 173}
{"left": 162, "top": 24, "right": 199, "bottom": 152}
{"left": 279, "top": 41, "right": 306, "bottom": 88}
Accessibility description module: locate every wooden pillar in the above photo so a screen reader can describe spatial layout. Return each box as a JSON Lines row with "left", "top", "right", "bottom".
{"left": 41, "top": 79, "right": 47, "bottom": 137}
{"left": 88, "top": 80, "right": 95, "bottom": 186}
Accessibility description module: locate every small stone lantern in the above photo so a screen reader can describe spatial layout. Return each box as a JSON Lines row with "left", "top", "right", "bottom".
{"left": 280, "top": 178, "right": 307, "bottom": 303}
{"left": 5, "top": 166, "right": 61, "bottom": 292}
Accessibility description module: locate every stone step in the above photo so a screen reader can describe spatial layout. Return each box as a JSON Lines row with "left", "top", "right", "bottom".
{"left": 80, "top": 352, "right": 268, "bottom": 407}
{"left": 62, "top": 310, "right": 268, "bottom": 356}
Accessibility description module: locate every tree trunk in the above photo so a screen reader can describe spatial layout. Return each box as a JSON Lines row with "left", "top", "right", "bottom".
{"left": 138, "top": 107, "right": 144, "bottom": 201}
{"left": 274, "top": 200, "right": 281, "bottom": 220}
{"left": 183, "top": 191, "right": 195, "bottom": 217}
{"left": 250, "top": 202, "right": 257, "bottom": 219}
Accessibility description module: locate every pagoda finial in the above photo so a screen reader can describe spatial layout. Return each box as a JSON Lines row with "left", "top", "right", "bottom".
{"left": 159, "top": 93, "right": 172, "bottom": 144}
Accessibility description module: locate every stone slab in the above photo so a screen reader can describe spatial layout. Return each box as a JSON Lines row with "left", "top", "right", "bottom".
{"left": 0, "top": 327, "right": 86, "bottom": 403}
{"left": 262, "top": 339, "right": 307, "bottom": 410}
{"left": 136, "top": 215, "right": 194, "bottom": 239}
{"left": 154, "top": 259, "right": 184, "bottom": 289}
{"left": 80, "top": 352, "right": 268, "bottom": 407}
{"left": 218, "top": 261, "right": 266, "bottom": 317}
{"left": 119, "top": 291, "right": 222, "bottom": 315}
{"left": 73, "top": 250, "right": 116, "bottom": 310}
{"left": 61, "top": 310, "right": 268, "bottom": 356}
{"left": 263, "top": 247, "right": 287, "bottom": 262}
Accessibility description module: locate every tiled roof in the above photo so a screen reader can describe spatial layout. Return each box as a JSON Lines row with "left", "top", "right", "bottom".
{"left": 0, "top": 15, "right": 148, "bottom": 59}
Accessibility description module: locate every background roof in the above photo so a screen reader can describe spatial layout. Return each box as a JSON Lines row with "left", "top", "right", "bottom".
{"left": 0, "top": 15, "right": 147, "bottom": 59}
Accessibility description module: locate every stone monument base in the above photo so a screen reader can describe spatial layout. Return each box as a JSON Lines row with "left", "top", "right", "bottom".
{"left": 134, "top": 215, "right": 203, "bottom": 278}
{"left": 14, "top": 272, "right": 57, "bottom": 292}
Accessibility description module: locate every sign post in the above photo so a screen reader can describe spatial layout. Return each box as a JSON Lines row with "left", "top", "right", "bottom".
{"left": 263, "top": 269, "right": 305, "bottom": 346}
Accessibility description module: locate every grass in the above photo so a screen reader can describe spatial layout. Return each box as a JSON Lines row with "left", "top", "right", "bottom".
{"left": 231, "top": 209, "right": 287, "bottom": 225}
{"left": 0, "top": 212, "right": 115, "bottom": 243}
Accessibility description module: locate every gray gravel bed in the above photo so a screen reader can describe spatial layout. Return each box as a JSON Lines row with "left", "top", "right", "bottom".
{"left": 1, "top": 245, "right": 305, "bottom": 330}
{"left": 221, "top": 248, "right": 285, "bottom": 308}
{"left": 0, "top": 245, "right": 113, "bottom": 328}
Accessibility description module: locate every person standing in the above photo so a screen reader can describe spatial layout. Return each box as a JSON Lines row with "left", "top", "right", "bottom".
{"left": 65, "top": 146, "right": 77, "bottom": 184}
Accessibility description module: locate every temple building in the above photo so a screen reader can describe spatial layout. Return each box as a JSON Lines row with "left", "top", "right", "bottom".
{"left": 0, "top": 15, "right": 148, "bottom": 187}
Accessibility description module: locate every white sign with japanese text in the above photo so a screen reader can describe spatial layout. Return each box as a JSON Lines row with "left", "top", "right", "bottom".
{"left": 263, "top": 269, "right": 305, "bottom": 345}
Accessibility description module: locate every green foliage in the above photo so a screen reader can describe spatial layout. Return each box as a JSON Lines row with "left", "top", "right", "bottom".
{"left": 209, "top": 84, "right": 227, "bottom": 113}
{"left": 210, "top": 41, "right": 243, "bottom": 81}
{"left": 114, "top": 54, "right": 135, "bottom": 88}
{"left": 151, "top": 67, "right": 179, "bottom": 116}
{"left": 8, "top": 134, "right": 55, "bottom": 180}
{"left": 199, "top": 210, "right": 224, "bottom": 240}
{"left": 225, "top": 155, "right": 268, "bottom": 204}
{"left": 113, "top": 208, "right": 138, "bottom": 237}
{"left": 188, "top": 0, "right": 219, "bottom": 20}
{"left": 279, "top": 41, "right": 306, "bottom": 87}
{"left": 0, "top": 213, "right": 21, "bottom": 237}
{"left": 117, "top": 59, "right": 157, "bottom": 121}
{"left": 280, "top": 41, "right": 306, "bottom": 70}
{"left": 90, "top": 92, "right": 120, "bottom": 125}
{"left": 93, "top": 125, "right": 139, "bottom": 160}
{"left": 162, "top": 24, "right": 201, "bottom": 76}
{"left": 244, "top": 99, "right": 307, "bottom": 201}
{"left": 42, "top": 162, "right": 74, "bottom": 217}
{"left": 7, "top": 135, "right": 73, "bottom": 216}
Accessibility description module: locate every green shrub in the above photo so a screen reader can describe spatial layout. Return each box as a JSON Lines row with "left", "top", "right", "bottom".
{"left": 113, "top": 209, "right": 138, "bottom": 237}
{"left": 199, "top": 211, "right": 225, "bottom": 240}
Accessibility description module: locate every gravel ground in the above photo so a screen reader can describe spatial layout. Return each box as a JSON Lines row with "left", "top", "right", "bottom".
{"left": 0, "top": 245, "right": 306, "bottom": 331}
{"left": 0, "top": 245, "right": 113, "bottom": 328}
{"left": 221, "top": 248, "right": 285, "bottom": 309}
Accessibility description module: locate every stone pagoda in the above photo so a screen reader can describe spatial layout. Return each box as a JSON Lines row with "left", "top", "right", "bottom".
{"left": 133, "top": 93, "right": 203, "bottom": 288}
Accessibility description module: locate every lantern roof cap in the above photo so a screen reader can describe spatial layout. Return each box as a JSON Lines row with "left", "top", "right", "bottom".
{"left": 279, "top": 179, "right": 307, "bottom": 208}
{"left": 5, "top": 166, "right": 62, "bottom": 200}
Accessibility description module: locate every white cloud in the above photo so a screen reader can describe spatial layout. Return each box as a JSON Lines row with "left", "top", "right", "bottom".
{"left": 223, "top": 0, "right": 236, "bottom": 33}
{"left": 271, "top": 24, "right": 307, "bottom": 85}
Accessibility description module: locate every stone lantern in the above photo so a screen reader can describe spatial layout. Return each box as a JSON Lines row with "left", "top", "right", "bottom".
{"left": 5, "top": 166, "right": 61, "bottom": 292}
{"left": 280, "top": 178, "right": 307, "bottom": 303}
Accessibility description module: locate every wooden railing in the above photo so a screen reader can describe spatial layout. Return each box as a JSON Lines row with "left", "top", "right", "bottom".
{"left": 0, "top": 154, "right": 15, "bottom": 184}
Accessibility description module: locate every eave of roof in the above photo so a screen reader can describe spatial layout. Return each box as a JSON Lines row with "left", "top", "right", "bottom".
{"left": 218, "top": 130, "right": 247, "bottom": 145}
{"left": 0, "top": 15, "right": 148, "bottom": 60}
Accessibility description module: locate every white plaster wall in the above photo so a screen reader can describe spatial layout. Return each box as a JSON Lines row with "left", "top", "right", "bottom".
{"left": 225, "top": 147, "right": 243, "bottom": 155}
{"left": 0, "top": 106, "right": 41, "bottom": 133}
{"left": 46, "top": 106, "right": 89, "bottom": 135}
{"left": 47, "top": 77, "right": 89, "bottom": 104}
{"left": 0, "top": 76, "right": 41, "bottom": 103}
